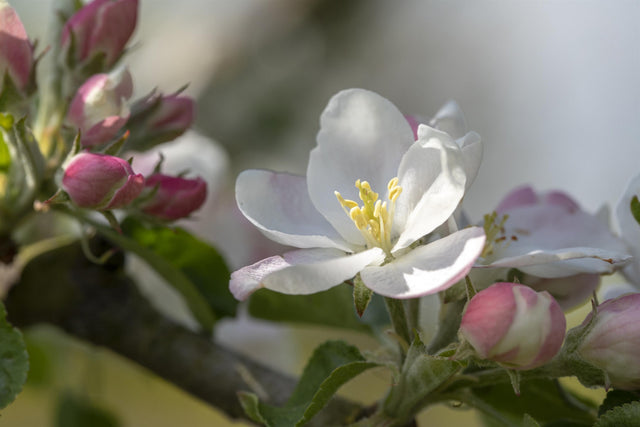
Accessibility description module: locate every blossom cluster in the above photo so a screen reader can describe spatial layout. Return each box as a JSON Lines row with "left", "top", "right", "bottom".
{"left": 229, "top": 87, "right": 640, "bottom": 384}
{"left": 0, "top": 0, "right": 206, "bottom": 223}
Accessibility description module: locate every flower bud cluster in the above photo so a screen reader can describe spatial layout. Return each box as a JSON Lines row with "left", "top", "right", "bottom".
{"left": 0, "top": 0, "right": 207, "bottom": 225}
{"left": 460, "top": 282, "right": 566, "bottom": 370}
{"left": 50, "top": 0, "right": 204, "bottom": 221}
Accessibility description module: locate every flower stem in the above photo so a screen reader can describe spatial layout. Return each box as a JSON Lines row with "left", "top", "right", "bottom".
{"left": 384, "top": 297, "right": 411, "bottom": 350}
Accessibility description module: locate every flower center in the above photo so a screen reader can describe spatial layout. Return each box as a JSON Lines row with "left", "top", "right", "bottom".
{"left": 335, "top": 177, "right": 402, "bottom": 254}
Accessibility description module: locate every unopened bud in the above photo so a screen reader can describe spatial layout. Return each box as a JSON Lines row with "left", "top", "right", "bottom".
{"left": 576, "top": 293, "right": 640, "bottom": 390}
{"left": 460, "top": 282, "right": 566, "bottom": 369}
{"left": 126, "top": 92, "right": 195, "bottom": 151}
{"left": 140, "top": 173, "right": 206, "bottom": 220}
{"left": 61, "top": 0, "right": 138, "bottom": 68}
{"left": 62, "top": 152, "right": 144, "bottom": 210}
{"left": 67, "top": 68, "right": 133, "bottom": 147}
{"left": 0, "top": 1, "right": 33, "bottom": 100}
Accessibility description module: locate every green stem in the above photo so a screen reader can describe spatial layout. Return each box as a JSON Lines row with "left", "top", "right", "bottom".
{"left": 384, "top": 297, "right": 411, "bottom": 350}
{"left": 404, "top": 298, "right": 420, "bottom": 335}
{"left": 426, "top": 298, "right": 465, "bottom": 354}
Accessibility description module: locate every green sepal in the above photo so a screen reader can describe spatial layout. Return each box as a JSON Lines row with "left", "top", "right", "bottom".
{"left": 0, "top": 300, "right": 29, "bottom": 409}
{"left": 353, "top": 274, "right": 373, "bottom": 317}
{"left": 238, "top": 340, "right": 380, "bottom": 427}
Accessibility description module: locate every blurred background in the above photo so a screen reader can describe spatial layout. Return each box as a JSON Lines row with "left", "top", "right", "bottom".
{"left": 3, "top": 0, "right": 639, "bottom": 425}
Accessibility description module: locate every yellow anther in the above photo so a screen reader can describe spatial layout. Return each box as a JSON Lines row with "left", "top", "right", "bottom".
{"left": 387, "top": 177, "right": 399, "bottom": 191}
{"left": 336, "top": 176, "right": 403, "bottom": 255}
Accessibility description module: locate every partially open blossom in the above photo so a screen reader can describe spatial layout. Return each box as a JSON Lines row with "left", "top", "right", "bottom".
{"left": 0, "top": 1, "right": 33, "bottom": 95}
{"left": 140, "top": 173, "right": 206, "bottom": 220}
{"left": 62, "top": 152, "right": 144, "bottom": 210}
{"left": 126, "top": 92, "right": 195, "bottom": 150}
{"left": 460, "top": 282, "right": 566, "bottom": 370}
{"left": 405, "top": 100, "right": 482, "bottom": 190}
{"left": 61, "top": 0, "right": 138, "bottom": 68}
{"left": 576, "top": 293, "right": 640, "bottom": 390}
{"left": 67, "top": 68, "right": 133, "bottom": 147}
{"left": 230, "top": 89, "right": 486, "bottom": 300}
{"left": 476, "top": 186, "right": 630, "bottom": 285}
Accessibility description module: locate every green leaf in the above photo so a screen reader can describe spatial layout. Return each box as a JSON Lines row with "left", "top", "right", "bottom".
{"left": 384, "top": 334, "right": 463, "bottom": 418}
{"left": 238, "top": 340, "right": 380, "bottom": 427}
{"left": 0, "top": 300, "right": 29, "bottom": 409}
{"left": 597, "top": 390, "right": 640, "bottom": 417}
{"left": 248, "top": 285, "right": 386, "bottom": 333}
{"left": 630, "top": 196, "right": 640, "bottom": 227}
{"left": 472, "top": 379, "right": 597, "bottom": 425}
{"left": 118, "top": 218, "right": 236, "bottom": 330}
{"left": 523, "top": 414, "right": 541, "bottom": 427}
{"left": 595, "top": 401, "right": 640, "bottom": 427}
{"left": 55, "top": 392, "right": 120, "bottom": 427}
{"left": 353, "top": 274, "right": 373, "bottom": 317}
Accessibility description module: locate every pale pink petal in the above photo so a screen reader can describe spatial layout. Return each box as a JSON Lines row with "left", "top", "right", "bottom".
{"left": 361, "top": 227, "right": 485, "bottom": 299}
{"left": 229, "top": 255, "right": 290, "bottom": 300}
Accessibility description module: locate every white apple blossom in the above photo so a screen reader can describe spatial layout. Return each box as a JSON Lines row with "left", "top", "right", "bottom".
{"left": 230, "top": 89, "right": 486, "bottom": 300}
{"left": 476, "top": 186, "right": 630, "bottom": 279}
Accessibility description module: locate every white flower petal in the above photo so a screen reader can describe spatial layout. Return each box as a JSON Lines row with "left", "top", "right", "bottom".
{"left": 307, "top": 89, "right": 415, "bottom": 245}
{"left": 263, "top": 247, "right": 386, "bottom": 295}
{"left": 236, "top": 170, "right": 352, "bottom": 251}
{"left": 481, "top": 248, "right": 630, "bottom": 277}
{"left": 458, "top": 131, "right": 482, "bottom": 190}
{"left": 392, "top": 125, "right": 466, "bottom": 252}
{"left": 429, "top": 100, "right": 468, "bottom": 139}
{"left": 361, "top": 227, "right": 486, "bottom": 299}
{"left": 229, "top": 255, "right": 290, "bottom": 300}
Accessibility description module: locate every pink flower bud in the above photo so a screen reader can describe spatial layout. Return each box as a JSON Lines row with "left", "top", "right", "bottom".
{"left": 577, "top": 293, "right": 640, "bottom": 390}
{"left": 61, "top": 0, "right": 138, "bottom": 67}
{"left": 62, "top": 152, "right": 144, "bottom": 210}
{"left": 126, "top": 93, "right": 195, "bottom": 150}
{"left": 140, "top": 174, "right": 206, "bottom": 220}
{"left": 67, "top": 68, "right": 133, "bottom": 147}
{"left": 0, "top": 1, "right": 33, "bottom": 93}
{"left": 460, "top": 282, "right": 566, "bottom": 369}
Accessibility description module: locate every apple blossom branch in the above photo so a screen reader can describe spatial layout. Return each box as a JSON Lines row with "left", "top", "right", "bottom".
{"left": 4, "top": 239, "right": 364, "bottom": 426}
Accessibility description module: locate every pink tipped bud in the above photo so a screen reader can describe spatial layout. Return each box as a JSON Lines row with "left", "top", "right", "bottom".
{"left": 140, "top": 173, "right": 206, "bottom": 220}
{"left": 577, "top": 293, "right": 640, "bottom": 390}
{"left": 0, "top": 1, "right": 33, "bottom": 93}
{"left": 62, "top": 152, "right": 144, "bottom": 210}
{"left": 67, "top": 68, "right": 133, "bottom": 147}
{"left": 61, "top": 0, "right": 138, "bottom": 67}
{"left": 460, "top": 282, "right": 566, "bottom": 370}
{"left": 126, "top": 93, "right": 195, "bottom": 150}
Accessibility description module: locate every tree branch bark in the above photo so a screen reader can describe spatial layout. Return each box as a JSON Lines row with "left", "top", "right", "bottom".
{"left": 5, "top": 240, "right": 364, "bottom": 425}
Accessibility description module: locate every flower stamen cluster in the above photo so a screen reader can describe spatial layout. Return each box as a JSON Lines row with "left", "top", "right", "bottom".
{"left": 335, "top": 177, "right": 402, "bottom": 255}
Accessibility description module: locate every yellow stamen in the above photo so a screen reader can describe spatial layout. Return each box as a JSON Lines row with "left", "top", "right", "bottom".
{"left": 334, "top": 177, "right": 403, "bottom": 255}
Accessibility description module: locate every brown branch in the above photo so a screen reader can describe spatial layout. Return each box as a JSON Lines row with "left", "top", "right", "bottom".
{"left": 5, "top": 240, "right": 364, "bottom": 425}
